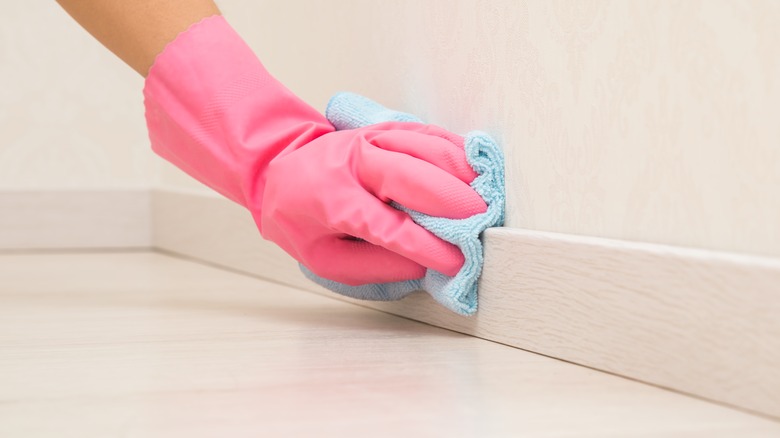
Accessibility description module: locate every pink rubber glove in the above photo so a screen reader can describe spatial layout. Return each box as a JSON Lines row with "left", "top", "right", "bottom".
{"left": 143, "top": 16, "right": 486, "bottom": 285}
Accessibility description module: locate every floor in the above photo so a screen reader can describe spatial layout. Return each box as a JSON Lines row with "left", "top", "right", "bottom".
{"left": 1, "top": 251, "right": 778, "bottom": 437}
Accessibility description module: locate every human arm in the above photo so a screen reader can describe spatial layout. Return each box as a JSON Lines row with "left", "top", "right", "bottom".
{"left": 55, "top": 0, "right": 220, "bottom": 76}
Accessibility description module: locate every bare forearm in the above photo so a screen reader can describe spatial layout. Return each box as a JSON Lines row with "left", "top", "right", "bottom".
{"left": 56, "top": 0, "right": 221, "bottom": 76}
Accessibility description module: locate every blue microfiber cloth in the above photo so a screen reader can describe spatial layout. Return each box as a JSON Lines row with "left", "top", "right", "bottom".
{"left": 300, "top": 92, "right": 505, "bottom": 315}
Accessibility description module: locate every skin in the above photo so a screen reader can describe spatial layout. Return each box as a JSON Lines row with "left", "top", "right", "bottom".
{"left": 55, "top": 0, "right": 221, "bottom": 76}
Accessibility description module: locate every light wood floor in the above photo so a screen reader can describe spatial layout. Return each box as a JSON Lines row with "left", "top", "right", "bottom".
{"left": 1, "top": 251, "right": 778, "bottom": 437}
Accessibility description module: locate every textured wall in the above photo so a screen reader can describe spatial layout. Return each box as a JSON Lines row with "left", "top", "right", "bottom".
{"left": 10, "top": 1, "right": 776, "bottom": 258}
{"left": 0, "top": 3, "right": 154, "bottom": 189}
{"left": 210, "top": 0, "right": 780, "bottom": 257}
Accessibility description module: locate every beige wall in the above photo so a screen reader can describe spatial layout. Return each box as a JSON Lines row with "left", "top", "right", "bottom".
{"left": 216, "top": 0, "right": 780, "bottom": 258}
{"left": 0, "top": 3, "right": 154, "bottom": 189}
{"left": 4, "top": 1, "right": 779, "bottom": 259}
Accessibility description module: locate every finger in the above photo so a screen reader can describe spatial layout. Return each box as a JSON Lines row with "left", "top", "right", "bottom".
{"left": 305, "top": 237, "right": 427, "bottom": 286}
{"left": 362, "top": 124, "right": 479, "bottom": 183}
{"left": 358, "top": 146, "right": 487, "bottom": 219}
{"left": 332, "top": 190, "right": 466, "bottom": 277}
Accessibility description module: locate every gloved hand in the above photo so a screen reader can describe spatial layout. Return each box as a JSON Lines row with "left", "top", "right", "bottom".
{"left": 143, "top": 15, "right": 486, "bottom": 285}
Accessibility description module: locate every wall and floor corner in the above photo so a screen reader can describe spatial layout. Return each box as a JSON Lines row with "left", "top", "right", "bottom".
{"left": 156, "top": 1, "right": 780, "bottom": 416}
{"left": 2, "top": 0, "right": 779, "bottom": 420}
{"left": 0, "top": 3, "right": 154, "bottom": 249}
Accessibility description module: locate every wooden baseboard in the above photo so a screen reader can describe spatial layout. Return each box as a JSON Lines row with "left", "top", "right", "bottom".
{"left": 0, "top": 189, "right": 151, "bottom": 250}
{"left": 151, "top": 188, "right": 309, "bottom": 290}
{"left": 152, "top": 188, "right": 780, "bottom": 419}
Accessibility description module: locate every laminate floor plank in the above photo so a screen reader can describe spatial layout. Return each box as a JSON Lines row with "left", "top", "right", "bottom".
{"left": 0, "top": 252, "right": 777, "bottom": 437}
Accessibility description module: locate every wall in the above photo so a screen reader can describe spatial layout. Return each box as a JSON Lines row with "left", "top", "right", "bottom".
{"left": 184, "top": 0, "right": 778, "bottom": 258}
{"left": 6, "top": 2, "right": 776, "bottom": 259}
{"left": 0, "top": 3, "right": 154, "bottom": 189}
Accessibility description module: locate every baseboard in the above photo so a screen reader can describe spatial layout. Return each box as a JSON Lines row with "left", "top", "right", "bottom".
{"left": 0, "top": 189, "right": 151, "bottom": 250}
{"left": 151, "top": 188, "right": 311, "bottom": 291}
{"left": 152, "top": 188, "right": 780, "bottom": 419}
